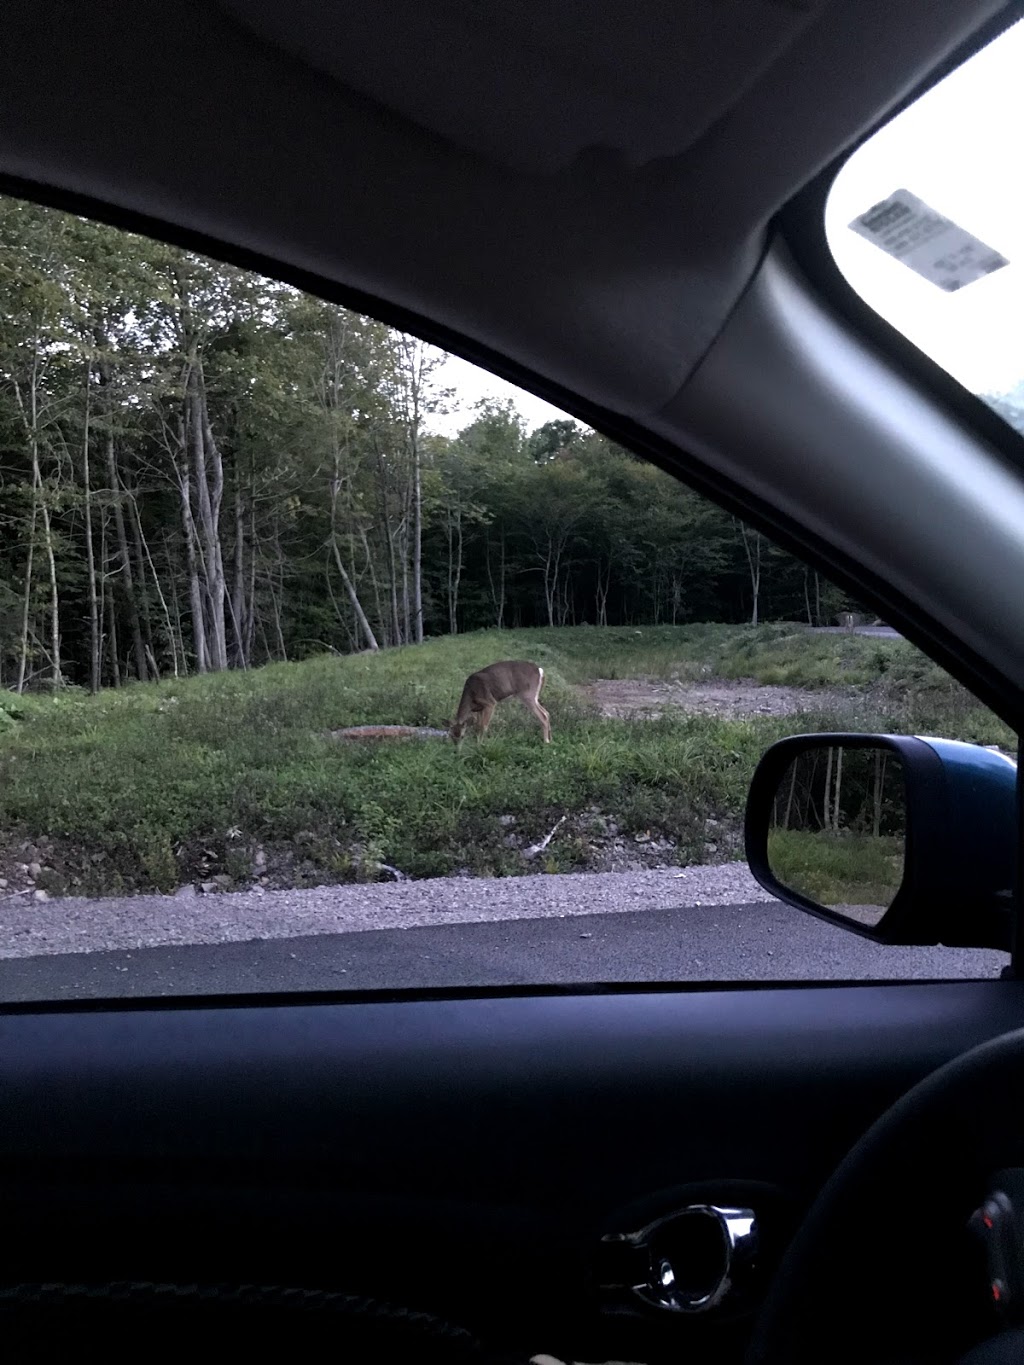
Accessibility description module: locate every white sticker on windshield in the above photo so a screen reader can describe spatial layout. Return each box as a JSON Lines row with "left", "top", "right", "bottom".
{"left": 848, "top": 188, "right": 1008, "bottom": 293}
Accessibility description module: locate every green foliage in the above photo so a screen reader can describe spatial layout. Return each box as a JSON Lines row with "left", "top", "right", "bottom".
{"left": 0, "top": 626, "right": 1010, "bottom": 894}
{"left": 768, "top": 827, "right": 905, "bottom": 909}
{"left": 0, "top": 192, "right": 874, "bottom": 695}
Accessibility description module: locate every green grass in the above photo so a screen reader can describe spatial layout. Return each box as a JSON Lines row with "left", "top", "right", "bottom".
{"left": 0, "top": 625, "right": 1013, "bottom": 894}
{"left": 767, "top": 827, "right": 905, "bottom": 913}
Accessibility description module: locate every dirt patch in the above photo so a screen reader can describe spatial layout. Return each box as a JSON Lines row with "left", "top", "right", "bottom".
{"left": 584, "top": 677, "right": 862, "bottom": 720}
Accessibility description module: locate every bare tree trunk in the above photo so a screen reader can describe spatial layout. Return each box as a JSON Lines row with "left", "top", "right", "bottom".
{"left": 126, "top": 485, "right": 159, "bottom": 680}
{"left": 445, "top": 504, "right": 463, "bottom": 636}
{"left": 373, "top": 444, "right": 402, "bottom": 646}
{"left": 21, "top": 362, "right": 63, "bottom": 690}
{"left": 823, "top": 747, "right": 834, "bottom": 832}
{"left": 329, "top": 451, "right": 379, "bottom": 651}
{"left": 541, "top": 536, "right": 565, "bottom": 627}
{"left": 783, "top": 762, "right": 798, "bottom": 829}
{"left": 176, "top": 442, "right": 209, "bottom": 674}
{"left": 16, "top": 485, "right": 37, "bottom": 695}
{"left": 101, "top": 521, "right": 121, "bottom": 688}
{"left": 330, "top": 538, "right": 380, "bottom": 651}
{"left": 497, "top": 530, "right": 506, "bottom": 628}
{"left": 246, "top": 494, "right": 258, "bottom": 663}
{"left": 80, "top": 359, "right": 102, "bottom": 692}
{"left": 193, "top": 369, "right": 228, "bottom": 670}
{"left": 399, "top": 508, "right": 411, "bottom": 644}
{"left": 230, "top": 469, "right": 248, "bottom": 666}
{"left": 596, "top": 561, "right": 611, "bottom": 627}
{"left": 267, "top": 569, "right": 287, "bottom": 661}
{"left": 40, "top": 482, "right": 61, "bottom": 689}
{"left": 739, "top": 523, "right": 762, "bottom": 627}
{"left": 485, "top": 527, "right": 506, "bottom": 629}
{"left": 411, "top": 422, "right": 423, "bottom": 644}
{"left": 167, "top": 535, "right": 187, "bottom": 676}
{"left": 97, "top": 348, "right": 148, "bottom": 683}
{"left": 832, "top": 747, "right": 844, "bottom": 833}
{"left": 357, "top": 526, "right": 387, "bottom": 647}
{"left": 133, "top": 494, "right": 178, "bottom": 678}
{"left": 392, "top": 336, "right": 427, "bottom": 645}
{"left": 872, "top": 751, "right": 885, "bottom": 837}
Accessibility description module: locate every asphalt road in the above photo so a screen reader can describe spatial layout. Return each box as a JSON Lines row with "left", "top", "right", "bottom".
{"left": 0, "top": 900, "right": 1005, "bottom": 1002}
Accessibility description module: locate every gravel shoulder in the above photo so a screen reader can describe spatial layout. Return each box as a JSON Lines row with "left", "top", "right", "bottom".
{"left": 0, "top": 862, "right": 773, "bottom": 960}
{"left": 583, "top": 678, "right": 865, "bottom": 719}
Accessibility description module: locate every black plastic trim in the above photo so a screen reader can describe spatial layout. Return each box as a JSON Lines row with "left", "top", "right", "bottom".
{"left": 0, "top": 974, "right": 1006, "bottom": 1019}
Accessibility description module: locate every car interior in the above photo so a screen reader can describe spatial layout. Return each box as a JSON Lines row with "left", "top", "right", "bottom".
{"left": 3, "top": 2, "right": 1024, "bottom": 1362}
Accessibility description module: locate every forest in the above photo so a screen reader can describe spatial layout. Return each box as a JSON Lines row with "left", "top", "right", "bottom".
{"left": 1, "top": 194, "right": 871, "bottom": 693}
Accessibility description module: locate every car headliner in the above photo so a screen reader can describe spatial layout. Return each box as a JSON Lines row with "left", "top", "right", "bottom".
{"left": 2, "top": 0, "right": 1024, "bottom": 718}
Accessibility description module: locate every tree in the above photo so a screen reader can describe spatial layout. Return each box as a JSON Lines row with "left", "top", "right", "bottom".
{"left": 0, "top": 191, "right": 859, "bottom": 690}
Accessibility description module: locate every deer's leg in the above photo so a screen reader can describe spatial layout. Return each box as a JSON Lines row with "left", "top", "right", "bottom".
{"left": 476, "top": 701, "right": 496, "bottom": 737}
{"left": 522, "top": 694, "right": 552, "bottom": 743}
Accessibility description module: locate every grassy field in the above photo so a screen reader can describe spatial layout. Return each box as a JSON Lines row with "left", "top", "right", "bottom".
{"left": 0, "top": 624, "right": 1013, "bottom": 895}
{"left": 767, "top": 827, "right": 905, "bottom": 914}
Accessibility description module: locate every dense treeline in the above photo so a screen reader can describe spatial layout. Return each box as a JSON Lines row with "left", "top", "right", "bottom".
{"left": 0, "top": 196, "right": 859, "bottom": 692}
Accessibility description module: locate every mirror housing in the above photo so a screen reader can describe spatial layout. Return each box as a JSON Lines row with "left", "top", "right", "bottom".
{"left": 745, "top": 734, "right": 1017, "bottom": 952}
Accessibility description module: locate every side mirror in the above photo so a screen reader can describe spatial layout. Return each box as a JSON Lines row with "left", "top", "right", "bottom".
{"left": 745, "top": 734, "right": 1017, "bottom": 952}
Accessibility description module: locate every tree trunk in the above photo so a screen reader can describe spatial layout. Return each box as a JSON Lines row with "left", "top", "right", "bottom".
{"left": 16, "top": 476, "right": 37, "bottom": 695}
{"left": 446, "top": 504, "right": 463, "bottom": 636}
{"left": 80, "top": 359, "right": 102, "bottom": 692}
{"left": 485, "top": 528, "right": 506, "bottom": 629}
{"left": 230, "top": 468, "right": 248, "bottom": 667}
{"left": 101, "top": 521, "right": 121, "bottom": 688}
{"left": 176, "top": 431, "right": 209, "bottom": 674}
{"left": 133, "top": 495, "right": 178, "bottom": 678}
{"left": 822, "top": 747, "right": 833, "bottom": 832}
{"left": 329, "top": 450, "right": 379, "bottom": 651}
{"left": 832, "top": 747, "right": 844, "bottom": 833}
{"left": 411, "top": 421, "right": 424, "bottom": 644}
{"left": 97, "top": 347, "right": 148, "bottom": 683}
{"left": 330, "top": 537, "right": 380, "bottom": 651}
{"left": 246, "top": 492, "right": 258, "bottom": 663}
{"left": 126, "top": 485, "right": 159, "bottom": 680}
{"left": 739, "top": 524, "right": 761, "bottom": 627}
{"left": 192, "top": 368, "right": 229, "bottom": 670}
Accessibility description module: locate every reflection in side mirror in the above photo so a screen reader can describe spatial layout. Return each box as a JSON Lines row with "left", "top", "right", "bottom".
{"left": 766, "top": 745, "right": 907, "bottom": 929}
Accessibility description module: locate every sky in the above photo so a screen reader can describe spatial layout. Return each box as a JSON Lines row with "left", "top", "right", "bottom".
{"left": 429, "top": 352, "right": 571, "bottom": 437}
{"left": 825, "top": 16, "right": 1024, "bottom": 399}
{"left": 431, "top": 16, "right": 1024, "bottom": 434}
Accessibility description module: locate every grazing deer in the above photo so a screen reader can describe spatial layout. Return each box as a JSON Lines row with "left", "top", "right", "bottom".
{"left": 450, "top": 660, "right": 551, "bottom": 745}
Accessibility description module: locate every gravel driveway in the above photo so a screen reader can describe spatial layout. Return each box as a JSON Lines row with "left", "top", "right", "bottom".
{"left": 583, "top": 678, "right": 864, "bottom": 720}
{"left": 0, "top": 862, "right": 773, "bottom": 959}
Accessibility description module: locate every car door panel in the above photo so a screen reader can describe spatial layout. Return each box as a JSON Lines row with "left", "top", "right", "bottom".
{"left": 0, "top": 980, "right": 1021, "bottom": 1359}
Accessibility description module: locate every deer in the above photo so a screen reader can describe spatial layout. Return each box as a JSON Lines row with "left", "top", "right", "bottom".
{"left": 449, "top": 660, "right": 551, "bottom": 745}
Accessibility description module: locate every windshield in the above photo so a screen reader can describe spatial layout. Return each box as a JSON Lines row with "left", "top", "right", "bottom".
{"left": 826, "top": 16, "right": 1024, "bottom": 431}
{"left": 0, "top": 191, "right": 1015, "bottom": 1000}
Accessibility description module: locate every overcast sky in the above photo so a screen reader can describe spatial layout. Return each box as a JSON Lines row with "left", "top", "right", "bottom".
{"left": 431, "top": 16, "right": 1024, "bottom": 434}
{"left": 429, "top": 352, "right": 571, "bottom": 437}
{"left": 826, "top": 16, "right": 1024, "bottom": 398}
